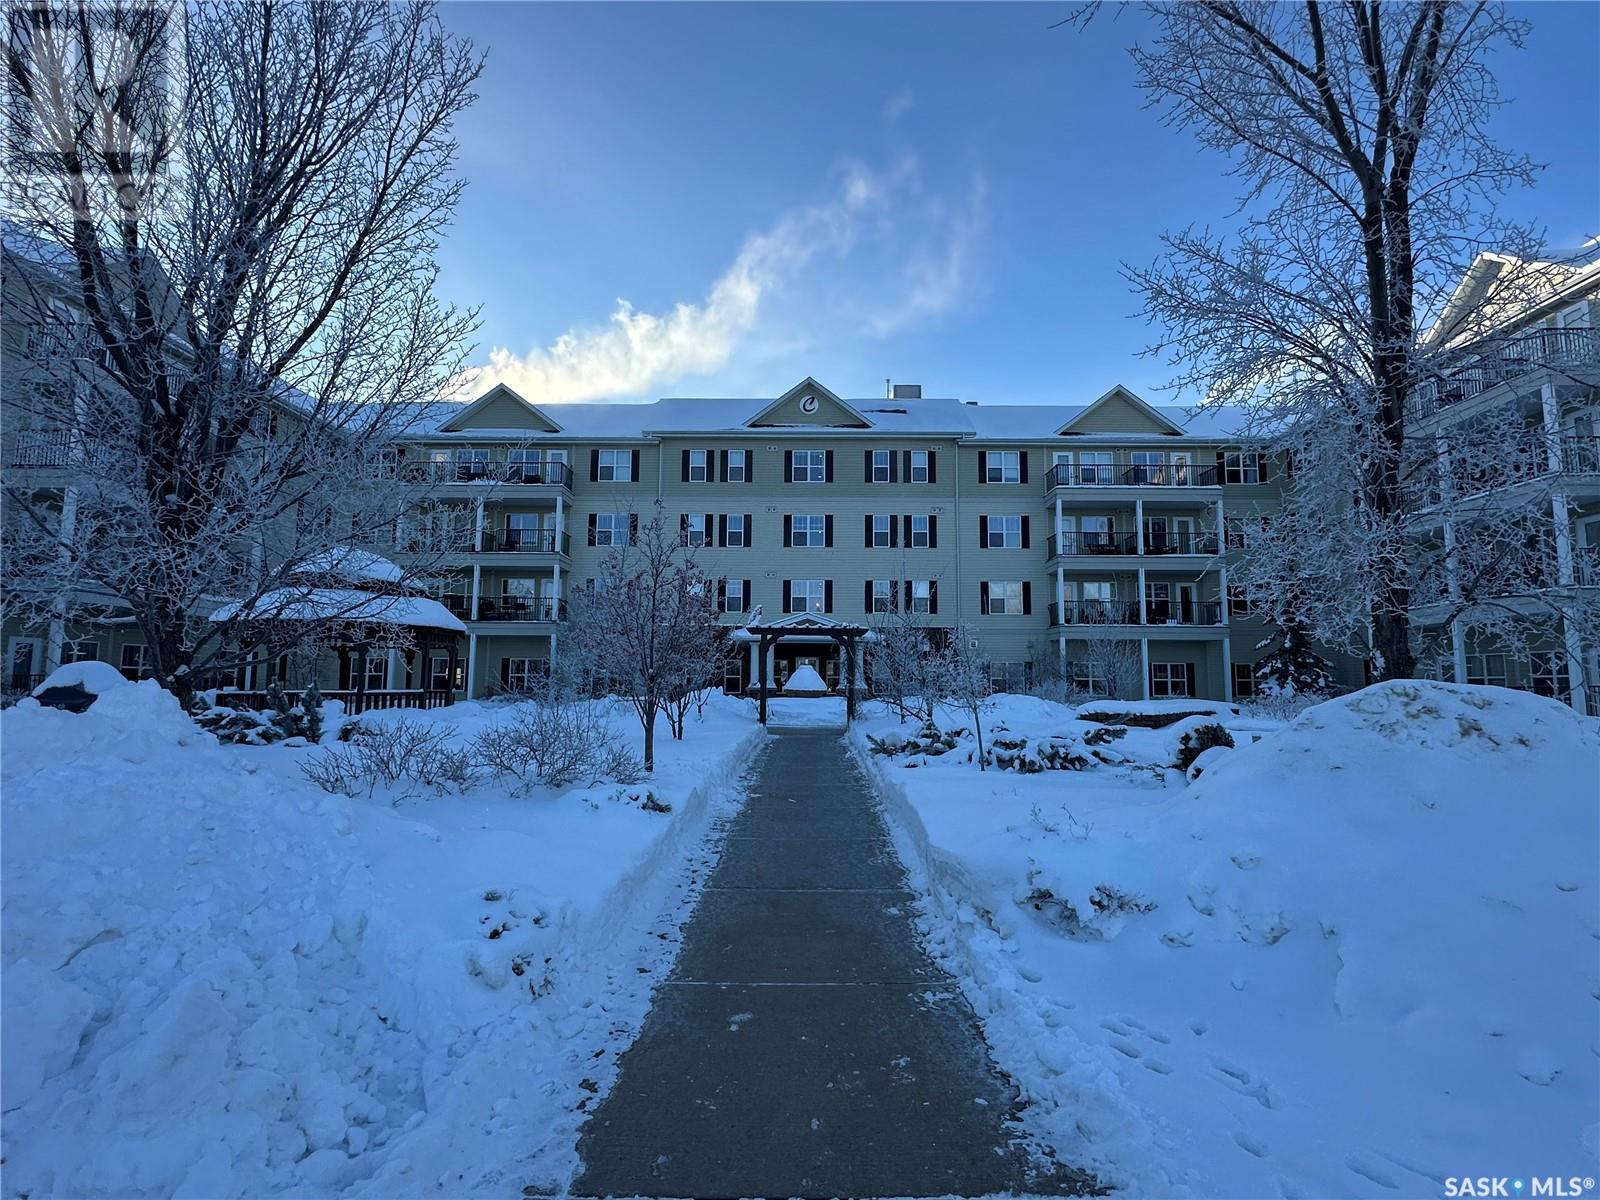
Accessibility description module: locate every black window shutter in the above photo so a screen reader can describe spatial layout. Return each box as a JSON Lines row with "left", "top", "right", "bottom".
{"left": 929, "top": 515, "right": 938, "bottom": 548}
{"left": 783, "top": 515, "right": 792, "bottom": 547}
{"left": 1023, "top": 581, "right": 1033, "bottom": 615}
{"left": 980, "top": 581, "right": 990, "bottom": 614}
{"left": 824, "top": 579, "right": 833, "bottom": 612}
{"left": 864, "top": 514, "right": 873, "bottom": 548}
{"left": 1185, "top": 662, "right": 1197, "bottom": 695}
{"left": 928, "top": 451, "right": 937, "bottom": 484}
{"left": 500, "top": 658, "right": 510, "bottom": 687}
{"left": 681, "top": 449, "right": 690, "bottom": 482}
{"left": 902, "top": 514, "right": 911, "bottom": 546}
{"left": 630, "top": 449, "right": 640, "bottom": 480}
{"left": 589, "top": 449, "right": 599, "bottom": 482}
{"left": 864, "top": 580, "right": 873, "bottom": 611}
{"left": 745, "top": 514, "right": 753, "bottom": 546}
{"left": 890, "top": 451, "right": 899, "bottom": 483}
{"left": 705, "top": 513, "right": 713, "bottom": 542}
{"left": 979, "top": 514, "right": 988, "bottom": 549}
{"left": 718, "top": 448, "right": 728, "bottom": 482}
{"left": 718, "top": 514, "right": 727, "bottom": 547}
{"left": 679, "top": 513, "right": 689, "bottom": 541}
{"left": 1258, "top": 452, "right": 1271, "bottom": 483}
{"left": 978, "top": 450, "right": 988, "bottom": 483}
{"left": 1216, "top": 450, "right": 1227, "bottom": 478}
{"left": 587, "top": 513, "right": 597, "bottom": 546}
{"left": 889, "top": 516, "right": 898, "bottom": 548}
{"left": 784, "top": 449, "right": 793, "bottom": 481}
{"left": 864, "top": 449, "right": 874, "bottom": 482}
{"left": 744, "top": 579, "right": 752, "bottom": 607}
{"left": 629, "top": 513, "right": 639, "bottom": 540}
{"left": 782, "top": 580, "right": 792, "bottom": 613}
{"left": 902, "top": 450, "right": 912, "bottom": 481}
{"left": 930, "top": 580, "right": 939, "bottom": 614}
{"left": 716, "top": 578, "right": 726, "bottom": 609}
{"left": 903, "top": 580, "right": 912, "bottom": 609}
{"left": 825, "top": 450, "right": 834, "bottom": 482}
{"left": 824, "top": 515, "right": 834, "bottom": 547}
{"left": 747, "top": 450, "right": 756, "bottom": 483}
{"left": 1022, "top": 515, "right": 1031, "bottom": 549}
{"left": 1019, "top": 452, "right": 1029, "bottom": 484}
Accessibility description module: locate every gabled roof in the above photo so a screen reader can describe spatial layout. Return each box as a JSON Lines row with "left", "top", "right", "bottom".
{"left": 1056, "top": 385, "right": 1185, "bottom": 436}
{"left": 436, "top": 383, "right": 564, "bottom": 433}
{"left": 745, "top": 377, "right": 872, "bottom": 428}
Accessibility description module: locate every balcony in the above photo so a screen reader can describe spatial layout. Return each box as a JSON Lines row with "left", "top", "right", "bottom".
{"left": 404, "top": 457, "right": 574, "bottom": 490}
{"left": 1410, "top": 327, "right": 1599, "bottom": 418}
{"left": 1045, "top": 459, "right": 1221, "bottom": 491}
{"left": 1046, "top": 530, "right": 1220, "bottom": 558}
{"left": 1046, "top": 600, "right": 1224, "bottom": 627}
{"left": 1417, "top": 434, "right": 1600, "bottom": 509}
{"left": 477, "top": 530, "right": 572, "bottom": 556}
{"left": 474, "top": 596, "right": 565, "bottom": 623}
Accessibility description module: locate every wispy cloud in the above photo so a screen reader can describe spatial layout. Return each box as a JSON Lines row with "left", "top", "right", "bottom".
{"left": 883, "top": 87, "right": 915, "bottom": 123}
{"left": 467, "top": 156, "right": 984, "bottom": 404}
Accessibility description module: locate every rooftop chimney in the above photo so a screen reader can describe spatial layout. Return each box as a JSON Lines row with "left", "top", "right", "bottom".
{"left": 890, "top": 383, "right": 922, "bottom": 400}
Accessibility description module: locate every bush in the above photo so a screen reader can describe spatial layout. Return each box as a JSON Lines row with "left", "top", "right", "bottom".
{"left": 1021, "top": 877, "right": 1156, "bottom": 940}
{"left": 471, "top": 696, "right": 638, "bottom": 791}
{"left": 1174, "top": 721, "right": 1235, "bottom": 772}
{"left": 193, "top": 703, "right": 284, "bottom": 745}
{"left": 990, "top": 734, "right": 1092, "bottom": 773}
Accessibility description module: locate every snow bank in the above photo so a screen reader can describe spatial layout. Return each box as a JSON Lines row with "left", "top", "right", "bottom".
{"left": 32, "top": 658, "right": 131, "bottom": 697}
{"left": 851, "top": 682, "right": 1600, "bottom": 1197}
{"left": 2, "top": 685, "right": 762, "bottom": 1197}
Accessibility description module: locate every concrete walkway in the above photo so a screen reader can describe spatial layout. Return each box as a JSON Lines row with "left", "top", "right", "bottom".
{"left": 573, "top": 729, "right": 1094, "bottom": 1199}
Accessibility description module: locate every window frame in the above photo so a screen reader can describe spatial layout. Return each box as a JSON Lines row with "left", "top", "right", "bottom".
{"left": 684, "top": 512, "right": 709, "bottom": 547}
{"left": 725, "top": 512, "right": 748, "bottom": 547}
{"left": 910, "top": 514, "right": 931, "bottom": 548}
{"left": 725, "top": 449, "right": 749, "bottom": 483}
{"left": 985, "top": 450, "right": 1021, "bottom": 484}
{"left": 688, "top": 448, "right": 709, "bottom": 483}
{"left": 791, "top": 449, "right": 826, "bottom": 483}
{"left": 790, "top": 578, "right": 826, "bottom": 614}
{"left": 871, "top": 449, "right": 893, "bottom": 483}
{"left": 1150, "top": 662, "right": 1192, "bottom": 698}
{"left": 871, "top": 514, "right": 893, "bottom": 548}
{"left": 909, "top": 579, "right": 932, "bottom": 614}
{"left": 988, "top": 514, "right": 1022, "bottom": 549}
{"left": 597, "top": 448, "right": 633, "bottom": 483}
{"left": 909, "top": 450, "right": 930, "bottom": 483}
{"left": 986, "top": 580, "right": 1024, "bottom": 615}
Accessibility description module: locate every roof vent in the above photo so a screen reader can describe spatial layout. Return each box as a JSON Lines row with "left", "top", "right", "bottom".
{"left": 890, "top": 383, "right": 922, "bottom": 400}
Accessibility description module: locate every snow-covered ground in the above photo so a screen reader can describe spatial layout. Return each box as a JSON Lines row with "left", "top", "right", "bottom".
{"left": 2, "top": 681, "right": 762, "bottom": 1197}
{"left": 851, "top": 683, "right": 1600, "bottom": 1198}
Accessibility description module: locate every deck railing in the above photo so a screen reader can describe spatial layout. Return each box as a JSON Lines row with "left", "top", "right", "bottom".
{"left": 1045, "top": 459, "right": 1221, "bottom": 490}
{"left": 1046, "top": 530, "right": 1221, "bottom": 557}
{"left": 213, "top": 687, "right": 456, "bottom": 714}
{"left": 474, "top": 596, "right": 565, "bottom": 622}
{"left": 404, "top": 458, "right": 574, "bottom": 488}
{"left": 1046, "top": 599, "right": 1225, "bottom": 627}
{"left": 1410, "top": 327, "right": 1598, "bottom": 416}
{"left": 478, "top": 530, "right": 572, "bottom": 555}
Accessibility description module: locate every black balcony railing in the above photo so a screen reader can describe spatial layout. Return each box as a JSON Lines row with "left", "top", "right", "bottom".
{"left": 1410, "top": 327, "right": 1599, "bottom": 415}
{"left": 479, "top": 530, "right": 572, "bottom": 555}
{"left": 474, "top": 596, "right": 565, "bottom": 622}
{"left": 1045, "top": 460, "right": 1221, "bottom": 490}
{"left": 1046, "top": 599, "right": 1225, "bottom": 627}
{"left": 1046, "top": 531, "right": 1129, "bottom": 557}
{"left": 1046, "top": 529, "right": 1221, "bottom": 557}
{"left": 405, "top": 458, "right": 574, "bottom": 488}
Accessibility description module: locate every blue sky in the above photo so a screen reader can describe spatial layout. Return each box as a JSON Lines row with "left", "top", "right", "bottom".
{"left": 435, "top": 2, "right": 1599, "bottom": 407}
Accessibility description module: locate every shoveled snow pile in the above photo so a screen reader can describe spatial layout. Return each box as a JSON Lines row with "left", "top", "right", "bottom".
{"left": 781, "top": 664, "right": 827, "bottom": 692}
{"left": 32, "top": 658, "right": 131, "bottom": 697}
{"left": 854, "top": 682, "right": 1600, "bottom": 1197}
{"left": 1, "top": 683, "right": 761, "bottom": 1197}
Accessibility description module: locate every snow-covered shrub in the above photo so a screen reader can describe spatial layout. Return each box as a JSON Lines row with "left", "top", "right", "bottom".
{"left": 1175, "top": 722, "right": 1234, "bottom": 771}
{"left": 192, "top": 703, "right": 285, "bottom": 745}
{"left": 1020, "top": 873, "right": 1156, "bottom": 940}
{"left": 867, "top": 720, "right": 963, "bottom": 758}
{"left": 1185, "top": 744, "right": 1233, "bottom": 782}
{"left": 601, "top": 740, "right": 647, "bottom": 785}
{"left": 301, "top": 682, "right": 324, "bottom": 743}
{"left": 990, "top": 733, "right": 1092, "bottom": 773}
{"left": 1081, "top": 725, "right": 1127, "bottom": 746}
{"left": 471, "top": 699, "right": 628, "bottom": 790}
{"left": 299, "top": 745, "right": 362, "bottom": 796}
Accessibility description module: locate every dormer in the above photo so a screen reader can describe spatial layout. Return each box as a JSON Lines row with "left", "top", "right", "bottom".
{"left": 747, "top": 377, "right": 872, "bottom": 428}
{"left": 1056, "top": 385, "right": 1184, "bottom": 437}
{"left": 437, "top": 383, "right": 564, "bottom": 434}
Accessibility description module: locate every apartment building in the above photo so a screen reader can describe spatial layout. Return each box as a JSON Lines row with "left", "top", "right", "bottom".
{"left": 392, "top": 377, "right": 1364, "bottom": 702}
{"left": 1406, "top": 253, "right": 1599, "bottom": 715}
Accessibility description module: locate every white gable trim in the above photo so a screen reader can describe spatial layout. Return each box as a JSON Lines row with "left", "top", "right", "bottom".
{"left": 746, "top": 377, "right": 872, "bottom": 428}
{"left": 1056, "top": 385, "right": 1185, "bottom": 436}
{"left": 437, "top": 383, "right": 565, "bottom": 434}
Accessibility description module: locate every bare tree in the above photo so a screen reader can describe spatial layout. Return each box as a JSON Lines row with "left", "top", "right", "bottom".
{"left": 2, "top": 0, "right": 482, "bottom": 703}
{"left": 865, "top": 584, "right": 940, "bottom": 724}
{"left": 930, "top": 622, "right": 992, "bottom": 770}
{"left": 564, "top": 503, "right": 724, "bottom": 772}
{"left": 1073, "top": 633, "right": 1143, "bottom": 702}
{"left": 1085, "top": 2, "right": 1555, "bottom": 680}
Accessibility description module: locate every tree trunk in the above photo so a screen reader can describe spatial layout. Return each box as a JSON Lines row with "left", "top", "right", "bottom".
{"left": 643, "top": 707, "right": 656, "bottom": 773}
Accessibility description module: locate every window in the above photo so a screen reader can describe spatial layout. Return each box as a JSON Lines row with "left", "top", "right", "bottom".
{"left": 364, "top": 656, "right": 388, "bottom": 691}
{"left": 910, "top": 579, "right": 933, "bottom": 614}
{"left": 1150, "top": 662, "right": 1193, "bottom": 698}
{"left": 1225, "top": 516, "right": 1248, "bottom": 550}
{"left": 1129, "top": 451, "right": 1167, "bottom": 485}
{"left": 1466, "top": 653, "right": 1507, "bottom": 688}
{"left": 871, "top": 450, "right": 893, "bottom": 483}
{"left": 1080, "top": 515, "right": 1114, "bottom": 551}
{"left": 597, "top": 449, "right": 633, "bottom": 482}
{"left": 790, "top": 514, "right": 827, "bottom": 547}
{"left": 791, "top": 449, "right": 826, "bottom": 482}
{"left": 870, "top": 579, "right": 897, "bottom": 613}
{"left": 61, "top": 640, "right": 99, "bottom": 664}
{"left": 871, "top": 514, "right": 893, "bottom": 548}
{"left": 688, "top": 449, "right": 709, "bottom": 482}
{"left": 989, "top": 662, "right": 1030, "bottom": 693}
{"left": 594, "top": 512, "right": 632, "bottom": 547}
{"left": 910, "top": 450, "right": 930, "bottom": 483}
{"left": 120, "top": 644, "right": 148, "bottom": 679}
{"left": 502, "top": 658, "right": 542, "bottom": 692}
{"left": 910, "top": 514, "right": 931, "bottom": 548}
{"left": 720, "top": 578, "right": 748, "bottom": 614}
{"left": 723, "top": 513, "right": 748, "bottom": 547}
{"left": 1223, "top": 452, "right": 1262, "bottom": 485}
{"left": 1077, "top": 451, "right": 1113, "bottom": 485}
{"left": 504, "top": 511, "right": 547, "bottom": 551}
{"left": 1227, "top": 585, "right": 1252, "bottom": 617}
{"left": 1529, "top": 652, "right": 1565, "bottom": 698}
{"left": 454, "top": 448, "right": 489, "bottom": 480}
{"left": 788, "top": 579, "right": 827, "bottom": 614}
{"left": 684, "top": 513, "right": 709, "bottom": 547}
{"left": 1068, "top": 660, "right": 1109, "bottom": 697}
{"left": 722, "top": 656, "right": 744, "bottom": 693}
{"left": 984, "top": 581, "right": 1025, "bottom": 615}
{"left": 428, "top": 656, "right": 458, "bottom": 691}
{"left": 985, "top": 451, "right": 1020, "bottom": 483}
{"left": 725, "top": 449, "right": 749, "bottom": 483}
{"left": 1232, "top": 662, "right": 1256, "bottom": 699}
{"left": 985, "top": 514, "right": 1023, "bottom": 548}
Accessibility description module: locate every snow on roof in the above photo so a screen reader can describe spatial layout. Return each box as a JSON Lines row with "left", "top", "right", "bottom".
{"left": 297, "top": 547, "right": 405, "bottom": 585}
{"left": 410, "top": 395, "right": 1252, "bottom": 441}
{"left": 210, "top": 589, "right": 466, "bottom": 633}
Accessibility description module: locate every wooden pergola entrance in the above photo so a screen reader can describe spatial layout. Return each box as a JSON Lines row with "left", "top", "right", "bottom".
{"left": 739, "top": 614, "right": 869, "bottom": 726}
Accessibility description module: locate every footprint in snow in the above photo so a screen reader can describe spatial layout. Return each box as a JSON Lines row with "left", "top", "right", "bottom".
{"left": 1101, "top": 1019, "right": 1134, "bottom": 1037}
{"left": 1345, "top": 1156, "right": 1400, "bottom": 1190}
{"left": 1189, "top": 1021, "right": 1208, "bottom": 1037}
{"left": 1142, "top": 1059, "right": 1174, "bottom": 1075}
{"left": 1110, "top": 1039, "right": 1143, "bottom": 1060}
{"left": 1233, "top": 1131, "right": 1269, "bottom": 1158}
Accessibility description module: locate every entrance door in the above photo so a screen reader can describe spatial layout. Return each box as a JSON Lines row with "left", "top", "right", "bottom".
{"left": 1177, "top": 583, "right": 1197, "bottom": 624}
{"left": 5, "top": 637, "right": 42, "bottom": 692}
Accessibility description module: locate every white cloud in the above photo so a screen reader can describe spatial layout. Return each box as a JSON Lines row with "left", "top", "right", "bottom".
{"left": 467, "top": 156, "right": 984, "bottom": 404}
{"left": 883, "top": 87, "right": 915, "bottom": 123}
